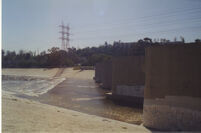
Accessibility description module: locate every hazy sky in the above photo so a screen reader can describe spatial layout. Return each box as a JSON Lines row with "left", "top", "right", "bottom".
{"left": 3, "top": 0, "right": 201, "bottom": 52}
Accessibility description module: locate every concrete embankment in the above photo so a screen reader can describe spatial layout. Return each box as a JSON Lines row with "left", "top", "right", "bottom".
{"left": 2, "top": 92, "right": 150, "bottom": 133}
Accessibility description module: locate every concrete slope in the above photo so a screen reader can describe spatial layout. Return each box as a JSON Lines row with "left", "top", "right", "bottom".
{"left": 2, "top": 92, "right": 151, "bottom": 133}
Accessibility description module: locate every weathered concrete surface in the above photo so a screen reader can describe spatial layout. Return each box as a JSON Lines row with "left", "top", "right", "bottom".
{"left": 143, "top": 96, "right": 201, "bottom": 131}
{"left": 94, "top": 61, "right": 112, "bottom": 90}
{"left": 101, "top": 60, "right": 112, "bottom": 89}
{"left": 112, "top": 56, "right": 145, "bottom": 97}
{"left": 143, "top": 44, "right": 201, "bottom": 131}
{"left": 2, "top": 92, "right": 150, "bottom": 133}
{"left": 145, "top": 44, "right": 201, "bottom": 99}
{"left": 94, "top": 62, "right": 103, "bottom": 83}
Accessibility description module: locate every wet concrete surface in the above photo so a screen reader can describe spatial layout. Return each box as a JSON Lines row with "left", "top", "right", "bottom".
{"left": 37, "top": 77, "right": 143, "bottom": 125}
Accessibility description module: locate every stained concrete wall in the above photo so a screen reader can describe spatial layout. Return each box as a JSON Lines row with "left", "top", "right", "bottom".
{"left": 94, "top": 63, "right": 102, "bottom": 83}
{"left": 143, "top": 44, "right": 201, "bottom": 131}
{"left": 94, "top": 61, "right": 112, "bottom": 89}
{"left": 101, "top": 61, "right": 112, "bottom": 89}
{"left": 112, "top": 56, "right": 145, "bottom": 97}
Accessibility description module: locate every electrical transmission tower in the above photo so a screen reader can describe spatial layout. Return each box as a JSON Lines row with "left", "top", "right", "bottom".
{"left": 59, "top": 22, "right": 70, "bottom": 51}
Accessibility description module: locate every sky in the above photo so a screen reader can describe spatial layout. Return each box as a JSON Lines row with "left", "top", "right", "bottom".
{"left": 2, "top": 0, "right": 201, "bottom": 52}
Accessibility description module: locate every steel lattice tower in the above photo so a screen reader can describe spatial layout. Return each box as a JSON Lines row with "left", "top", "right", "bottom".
{"left": 59, "top": 22, "right": 70, "bottom": 51}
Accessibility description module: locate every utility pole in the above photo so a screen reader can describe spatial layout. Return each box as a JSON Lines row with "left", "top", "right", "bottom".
{"left": 59, "top": 22, "right": 70, "bottom": 51}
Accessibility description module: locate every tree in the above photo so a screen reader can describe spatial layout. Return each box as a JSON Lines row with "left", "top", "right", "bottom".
{"left": 2, "top": 50, "right": 5, "bottom": 57}
{"left": 48, "top": 47, "right": 60, "bottom": 54}
{"left": 144, "top": 37, "right": 152, "bottom": 43}
{"left": 195, "top": 39, "right": 201, "bottom": 43}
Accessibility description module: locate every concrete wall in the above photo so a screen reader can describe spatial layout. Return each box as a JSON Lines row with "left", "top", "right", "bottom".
{"left": 101, "top": 61, "right": 112, "bottom": 89}
{"left": 112, "top": 56, "right": 145, "bottom": 97}
{"left": 94, "top": 63, "right": 102, "bottom": 83}
{"left": 94, "top": 61, "right": 112, "bottom": 89}
{"left": 143, "top": 44, "right": 201, "bottom": 131}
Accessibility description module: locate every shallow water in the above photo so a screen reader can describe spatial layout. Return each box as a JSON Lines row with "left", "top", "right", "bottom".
{"left": 2, "top": 74, "right": 143, "bottom": 124}
{"left": 2, "top": 75, "right": 65, "bottom": 97}
{"left": 38, "top": 77, "right": 143, "bottom": 124}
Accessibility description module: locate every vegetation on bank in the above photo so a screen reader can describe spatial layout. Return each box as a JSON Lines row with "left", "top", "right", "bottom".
{"left": 2, "top": 40, "right": 144, "bottom": 68}
{"left": 2, "top": 38, "right": 201, "bottom": 68}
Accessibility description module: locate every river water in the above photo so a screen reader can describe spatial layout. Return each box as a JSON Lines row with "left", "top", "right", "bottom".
{"left": 2, "top": 72, "right": 143, "bottom": 125}
{"left": 2, "top": 75, "right": 65, "bottom": 97}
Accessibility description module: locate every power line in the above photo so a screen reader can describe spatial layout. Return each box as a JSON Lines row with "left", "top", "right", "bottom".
{"left": 73, "top": 25, "right": 201, "bottom": 41}
{"left": 71, "top": 7, "right": 201, "bottom": 44}
{"left": 73, "top": 7, "right": 201, "bottom": 32}
{"left": 72, "top": 17, "right": 201, "bottom": 35}
{"left": 73, "top": 10, "right": 201, "bottom": 34}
